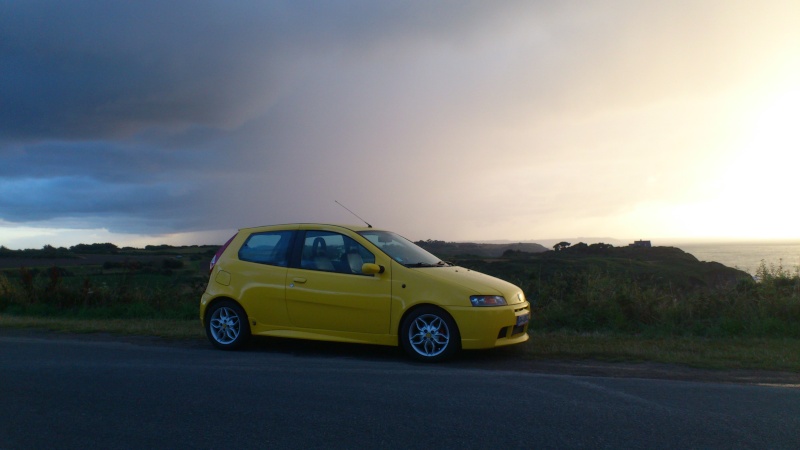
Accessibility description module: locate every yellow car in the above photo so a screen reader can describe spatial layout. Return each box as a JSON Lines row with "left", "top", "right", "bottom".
{"left": 200, "top": 223, "right": 530, "bottom": 361}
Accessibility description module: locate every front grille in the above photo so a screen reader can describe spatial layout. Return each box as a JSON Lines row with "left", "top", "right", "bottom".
{"left": 497, "top": 327, "right": 509, "bottom": 339}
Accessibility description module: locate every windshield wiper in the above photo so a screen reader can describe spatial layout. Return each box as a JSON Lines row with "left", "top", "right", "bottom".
{"left": 407, "top": 260, "right": 451, "bottom": 268}
{"left": 406, "top": 262, "right": 437, "bottom": 267}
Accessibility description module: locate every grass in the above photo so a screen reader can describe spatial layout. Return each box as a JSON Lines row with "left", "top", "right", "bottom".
{"left": 528, "top": 330, "right": 800, "bottom": 372}
{"left": 3, "top": 314, "right": 799, "bottom": 373}
{"left": 0, "top": 315, "right": 205, "bottom": 339}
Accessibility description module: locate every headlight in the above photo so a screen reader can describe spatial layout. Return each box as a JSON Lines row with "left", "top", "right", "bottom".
{"left": 470, "top": 295, "right": 507, "bottom": 307}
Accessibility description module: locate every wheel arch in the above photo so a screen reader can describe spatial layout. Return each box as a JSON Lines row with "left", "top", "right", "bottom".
{"left": 203, "top": 296, "right": 245, "bottom": 326}
{"left": 398, "top": 303, "right": 462, "bottom": 345}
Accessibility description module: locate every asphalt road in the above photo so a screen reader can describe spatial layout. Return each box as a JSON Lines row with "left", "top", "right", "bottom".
{"left": 2, "top": 331, "right": 799, "bottom": 449}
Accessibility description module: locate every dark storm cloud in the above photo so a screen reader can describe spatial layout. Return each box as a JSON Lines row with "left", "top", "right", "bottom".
{"left": 2, "top": 1, "right": 284, "bottom": 140}
{"left": 1, "top": 0, "right": 525, "bottom": 141}
{"left": 0, "top": 0, "right": 539, "bottom": 234}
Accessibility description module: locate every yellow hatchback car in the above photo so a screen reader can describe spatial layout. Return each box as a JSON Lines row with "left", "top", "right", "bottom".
{"left": 200, "top": 223, "right": 530, "bottom": 361}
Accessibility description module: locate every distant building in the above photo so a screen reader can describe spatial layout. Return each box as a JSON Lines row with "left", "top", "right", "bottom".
{"left": 630, "top": 240, "right": 652, "bottom": 248}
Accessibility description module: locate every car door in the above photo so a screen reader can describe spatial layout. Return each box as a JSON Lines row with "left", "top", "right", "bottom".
{"left": 285, "top": 230, "right": 392, "bottom": 334}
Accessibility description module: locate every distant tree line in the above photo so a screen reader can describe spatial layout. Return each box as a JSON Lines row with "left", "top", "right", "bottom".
{"left": 0, "top": 243, "right": 218, "bottom": 258}
{"left": 0, "top": 245, "right": 76, "bottom": 259}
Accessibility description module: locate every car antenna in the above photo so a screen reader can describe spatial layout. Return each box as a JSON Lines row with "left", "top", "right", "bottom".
{"left": 335, "top": 200, "right": 372, "bottom": 228}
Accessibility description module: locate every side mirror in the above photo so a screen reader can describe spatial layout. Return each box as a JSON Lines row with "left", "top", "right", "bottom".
{"left": 361, "top": 263, "right": 385, "bottom": 275}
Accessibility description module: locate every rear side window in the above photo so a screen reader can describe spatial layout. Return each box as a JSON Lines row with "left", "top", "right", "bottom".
{"left": 238, "top": 231, "right": 294, "bottom": 267}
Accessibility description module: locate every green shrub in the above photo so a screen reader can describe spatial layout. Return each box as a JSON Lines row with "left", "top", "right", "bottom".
{"left": 528, "top": 267, "right": 800, "bottom": 338}
{"left": 0, "top": 264, "right": 203, "bottom": 320}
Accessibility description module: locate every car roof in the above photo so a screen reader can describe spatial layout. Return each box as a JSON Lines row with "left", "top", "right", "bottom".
{"left": 238, "top": 223, "right": 379, "bottom": 233}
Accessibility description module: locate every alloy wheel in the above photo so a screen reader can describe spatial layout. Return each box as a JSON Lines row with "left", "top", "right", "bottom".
{"left": 210, "top": 306, "right": 241, "bottom": 344}
{"left": 408, "top": 313, "right": 450, "bottom": 357}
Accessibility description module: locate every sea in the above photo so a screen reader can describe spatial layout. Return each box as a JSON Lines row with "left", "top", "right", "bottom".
{"left": 662, "top": 240, "right": 800, "bottom": 275}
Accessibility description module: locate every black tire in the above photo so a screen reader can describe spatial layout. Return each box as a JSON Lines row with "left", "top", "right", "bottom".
{"left": 205, "top": 300, "right": 251, "bottom": 350}
{"left": 400, "top": 306, "right": 460, "bottom": 362}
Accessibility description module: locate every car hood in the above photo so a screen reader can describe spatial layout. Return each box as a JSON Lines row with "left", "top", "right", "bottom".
{"left": 411, "top": 265, "right": 526, "bottom": 305}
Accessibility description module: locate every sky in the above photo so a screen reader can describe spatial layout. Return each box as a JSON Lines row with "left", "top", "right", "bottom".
{"left": 2, "top": 0, "right": 799, "bottom": 249}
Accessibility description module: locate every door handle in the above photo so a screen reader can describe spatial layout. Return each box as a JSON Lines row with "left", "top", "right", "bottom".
{"left": 292, "top": 277, "right": 307, "bottom": 284}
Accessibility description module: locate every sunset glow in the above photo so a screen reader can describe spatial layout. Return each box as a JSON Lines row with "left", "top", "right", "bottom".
{"left": 681, "top": 79, "right": 800, "bottom": 239}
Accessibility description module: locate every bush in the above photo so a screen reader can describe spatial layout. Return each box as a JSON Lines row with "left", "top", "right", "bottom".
{"left": 0, "top": 265, "right": 203, "bottom": 320}
{"left": 162, "top": 258, "right": 184, "bottom": 269}
{"left": 527, "top": 266, "right": 800, "bottom": 338}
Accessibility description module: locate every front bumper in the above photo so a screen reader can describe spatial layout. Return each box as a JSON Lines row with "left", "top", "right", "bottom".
{"left": 449, "top": 302, "right": 531, "bottom": 349}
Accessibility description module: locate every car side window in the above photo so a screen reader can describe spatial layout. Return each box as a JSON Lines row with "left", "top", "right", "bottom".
{"left": 300, "top": 231, "right": 375, "bottom": 274}
{"left": 238, "top": 231, "right": 294, "bottom": 267}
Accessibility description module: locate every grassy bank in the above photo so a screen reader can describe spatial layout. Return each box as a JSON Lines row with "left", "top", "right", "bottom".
{"left": 529, "top": 331, "right": 800, "bottom": 372}
{"left": 0, "top": 315, "right": 204, "bottom": 339}
{"left": 2, "top": 315, "right": 799, "bottom": 372}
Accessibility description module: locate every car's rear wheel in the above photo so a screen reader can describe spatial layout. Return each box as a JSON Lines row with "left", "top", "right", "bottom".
{"left": 205, "top": 300, "right": 251, "bottom": 350}
{"left": 400, "top": 306, "right": 460, "bottom": 362}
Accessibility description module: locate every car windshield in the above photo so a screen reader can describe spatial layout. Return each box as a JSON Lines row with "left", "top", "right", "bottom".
{"left": 358, "top": 230, "right": 449, "bottom": 267}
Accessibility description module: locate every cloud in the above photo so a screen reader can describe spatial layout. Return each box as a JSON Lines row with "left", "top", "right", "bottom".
{"left": 1, "top": 1, "right": 538, "bottom": 141}
{"left": 3, "top": 1, "right": 281, "bottom": 140}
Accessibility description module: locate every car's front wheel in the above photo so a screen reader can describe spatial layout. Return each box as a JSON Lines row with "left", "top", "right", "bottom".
{"left": 400, "top": 306, "right": 460, "bottom": 362}
{"left": 205, "top": 300, "right": 251, "bottom": 350}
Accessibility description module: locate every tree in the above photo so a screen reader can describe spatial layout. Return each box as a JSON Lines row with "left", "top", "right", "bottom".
{"left": 71, "top": 243, "right": 119, "bottom": 254}
{"left": 553, "top": 241, "right": 571, "bottom": 251}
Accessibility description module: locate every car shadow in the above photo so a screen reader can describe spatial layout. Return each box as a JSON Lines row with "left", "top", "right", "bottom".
{"left": 241, "top": 334, "right": 531, "bottom": 369}
{"left": 244, "top": 335, "right": 404, "bottom": 362}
